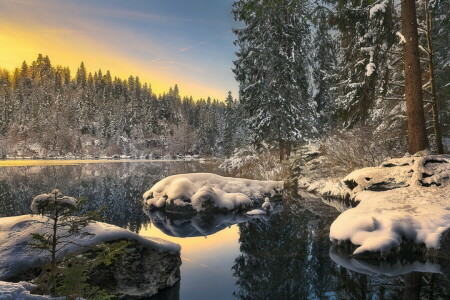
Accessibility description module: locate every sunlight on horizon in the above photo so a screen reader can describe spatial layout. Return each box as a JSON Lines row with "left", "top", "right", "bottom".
{"left": 0, "top": 0, "right": 238, "bottom": 100}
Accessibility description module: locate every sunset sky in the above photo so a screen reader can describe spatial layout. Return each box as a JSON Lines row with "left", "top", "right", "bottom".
{"left": 0, "top": 0, "right": 239, "bottom": 100}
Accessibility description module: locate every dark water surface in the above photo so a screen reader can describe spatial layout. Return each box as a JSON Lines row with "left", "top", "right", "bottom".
{"left": 0, "top": 160, "right": 449, "bottom": 299}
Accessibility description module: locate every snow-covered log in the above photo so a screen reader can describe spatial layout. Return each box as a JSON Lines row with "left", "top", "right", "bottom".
{"left": 143, "top": 173, "right": 284, "bottom": 213}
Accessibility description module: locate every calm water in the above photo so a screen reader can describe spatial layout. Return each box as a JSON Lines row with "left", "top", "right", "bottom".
{"left": 0, "top": 160, "right": 449, "bottom": 300}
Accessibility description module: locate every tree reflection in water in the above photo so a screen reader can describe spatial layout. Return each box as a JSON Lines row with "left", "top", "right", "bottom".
{"left": 1, "top": 163, "right": 450, "bottom": 299}
{"left": 232, "top": 194, "right": 450, "bottom": 300}
{"left": 0, "top": 161, "right": 218, "bottom": 232}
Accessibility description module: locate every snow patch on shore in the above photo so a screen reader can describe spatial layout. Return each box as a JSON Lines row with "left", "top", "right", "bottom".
{"left": 0, "top": 281, "right": 59, "bottom": 299}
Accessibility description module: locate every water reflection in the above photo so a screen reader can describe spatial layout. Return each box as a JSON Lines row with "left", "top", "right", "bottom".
{"left": 1, "top": 162, "right": 450, "bottom": 299}
{"left": 329, "top": 246, "right": 442, "bottom": 276}
{"left": 145, "top": 205, "right": 283, "bottom": 238}
{"left": 0, "top": 160, "right": 217, "bottom": 232}
{"left": 233, "top": 196, "right": 341, "bottom": 300}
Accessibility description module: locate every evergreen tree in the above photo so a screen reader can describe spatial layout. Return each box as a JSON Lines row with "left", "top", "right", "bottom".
{"left": 233, "top": 0, "right": 314, "bottom": 160}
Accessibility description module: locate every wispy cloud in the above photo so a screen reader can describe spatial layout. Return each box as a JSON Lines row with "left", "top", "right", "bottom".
{"left": 0, "top": 0, "right": 238, "bottom": 100}
{"left": 179, "top": 46, "right": 192, "bottom": 52}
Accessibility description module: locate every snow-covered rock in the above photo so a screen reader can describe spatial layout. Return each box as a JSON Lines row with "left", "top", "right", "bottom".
{"left": 327, "top": 154, "right": 450, "bottom": 256}
{"left": 0, "top": 215, "right": 181, "bottom": 297}
{"left": 143, "top": 173, "right": 283, "bottom": 213}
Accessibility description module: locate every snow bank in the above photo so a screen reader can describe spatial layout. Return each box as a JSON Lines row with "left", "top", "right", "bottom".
{"left": 143, "top": 173, "right": 283, "bottom": 213}
{"left": 0, "top": 215, "right": 180, "bottom": 280}
{"left": 0, "top": 281, "right": 58, "bottom": 299}
{"left": 328, "top": 154, "right": 450, "bottom": 255}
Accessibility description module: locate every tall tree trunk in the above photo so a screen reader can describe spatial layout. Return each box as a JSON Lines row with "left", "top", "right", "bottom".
{"left": 424, "top": 0, "right": 444, "bottom": 154}
{"left": 401, "top": 0, "right": 429, "bottom": 153}
{"left": 403, "top": 272, "right": 422, "bottom": 300}
{"left": 279, "top": 139, "right": 284, "bottom": 162}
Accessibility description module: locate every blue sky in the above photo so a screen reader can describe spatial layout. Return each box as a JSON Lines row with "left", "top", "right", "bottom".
{"left": 0, "top": 0, "right": 239, "bottom": 99}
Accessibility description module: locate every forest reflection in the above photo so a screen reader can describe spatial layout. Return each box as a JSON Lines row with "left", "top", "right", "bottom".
{"left": 0, "top": 162, "right": 449, "bottom": 299}
{"left": 232, "top": 196, "right": 450, "bottom": 300}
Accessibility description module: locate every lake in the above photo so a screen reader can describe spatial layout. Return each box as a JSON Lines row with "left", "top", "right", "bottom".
{"left": 0, "top": 160, "right": 449, "bottom": 299}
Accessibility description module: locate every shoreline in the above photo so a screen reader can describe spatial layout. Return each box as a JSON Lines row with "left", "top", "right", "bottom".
{"left": 0, "top": 158, "right": 206, "bottom": 167}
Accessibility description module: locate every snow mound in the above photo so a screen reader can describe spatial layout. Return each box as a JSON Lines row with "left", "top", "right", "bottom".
{"left": 0, "top": 215, "right": 180, "bottom": 280}
{"left": 143, "top": 173, "right": 283, "bottom": 213}
{"left": 328, "top": 154, "right": 450, "bottom": 255}
{"left": 0, "top": 281, "right": 58, "bottom": 299}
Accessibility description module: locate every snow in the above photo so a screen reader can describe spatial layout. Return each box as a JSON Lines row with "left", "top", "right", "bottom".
{"left": 30, "top": 190, "right": 78, "bottom": 214}
{"left": 365, "top": 62, "right": 376, "bottom": 77}
{"left": 143, "top": 173, "right": 283, "bottom": 212}
{"left": 0, "top": 281, "right": 59, "bottom": 300}
{"left": 369, "top": 0, "right": 389, "bottom": 19}
{"left": 246, "top": 209, "right": 266, "bottom": 215}
{"left": 327, "top": 154, "right": 450, "bottom": 255}
{"left": 0, "top": 215, "right": 180, "bottom": 281}
{"left": 261, "top": 197, "right": 273, "bottom": 211}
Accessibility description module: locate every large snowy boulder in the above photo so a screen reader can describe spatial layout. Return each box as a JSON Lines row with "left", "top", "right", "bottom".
{"left": 0, "top": 215, "right": 181, "bottom": 297}
{"left": 327, "top": 154, "right": 450, "bottom": 256}
{"left": 143, "top": 173, "right": 284, "bottom": 213}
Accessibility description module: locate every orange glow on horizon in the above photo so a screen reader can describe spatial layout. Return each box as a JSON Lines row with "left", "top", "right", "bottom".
{"left": 0, "top": 19, "right": 227, "bottom": 100}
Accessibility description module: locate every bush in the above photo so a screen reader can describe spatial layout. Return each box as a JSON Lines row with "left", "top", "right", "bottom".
{"left": 319, "top": 124, "right": 406, "bottom": 175}
{"left": 219, "top": 145, "right": 291, "bottom": 181}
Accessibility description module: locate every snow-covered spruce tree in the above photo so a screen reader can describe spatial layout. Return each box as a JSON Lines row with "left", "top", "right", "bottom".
{"left": 310, "top": 2, "right": 339, "bottom": 132}
{"left": 332, "top": 0, "right": 397, "bottom": 128}
{"left": 30, "top": 189, "right": 104, "bottom": 295}
{"left": 416, "top": 0, "right": 445, "bottom": 154}
{"left": 431, "top": 0, "right": 450, "bottom": 139}
{"left": 233, "top": 0, "right": 315, "bottom": 161}
{"left": 223, "top": 91, "right": 237, "bottom": 156}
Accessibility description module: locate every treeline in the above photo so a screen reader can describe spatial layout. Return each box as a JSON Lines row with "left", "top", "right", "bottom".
{"left": 233, "top": 0, "right": 450, "bottom": 159}
{"left": 0, "top": 55, "right": 245, "bottom": 158}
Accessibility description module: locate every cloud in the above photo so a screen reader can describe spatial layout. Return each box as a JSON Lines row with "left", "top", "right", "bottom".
{"left": 179, "top": 46, "right": 192, "bottom": 52}
{"left": 0, "top": 0, "right": 237, "bottom": 100}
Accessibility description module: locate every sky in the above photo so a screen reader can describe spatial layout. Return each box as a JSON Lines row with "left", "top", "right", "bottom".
{"left": 0, "top": 0, "right": 239, "bottom": 100}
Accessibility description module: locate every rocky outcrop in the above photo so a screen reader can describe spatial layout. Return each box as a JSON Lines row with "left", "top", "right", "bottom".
{"left": 0, "top": 215, "right": 181, "bottom": 298}
{"left": 325, "top": 154, "right": 450, "bottom": 256}
{"left": 321, "top": 154, "right": 450, "bottom": 201}
{"left": 89, "top": 240, "right": 181, "bottom": 298}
